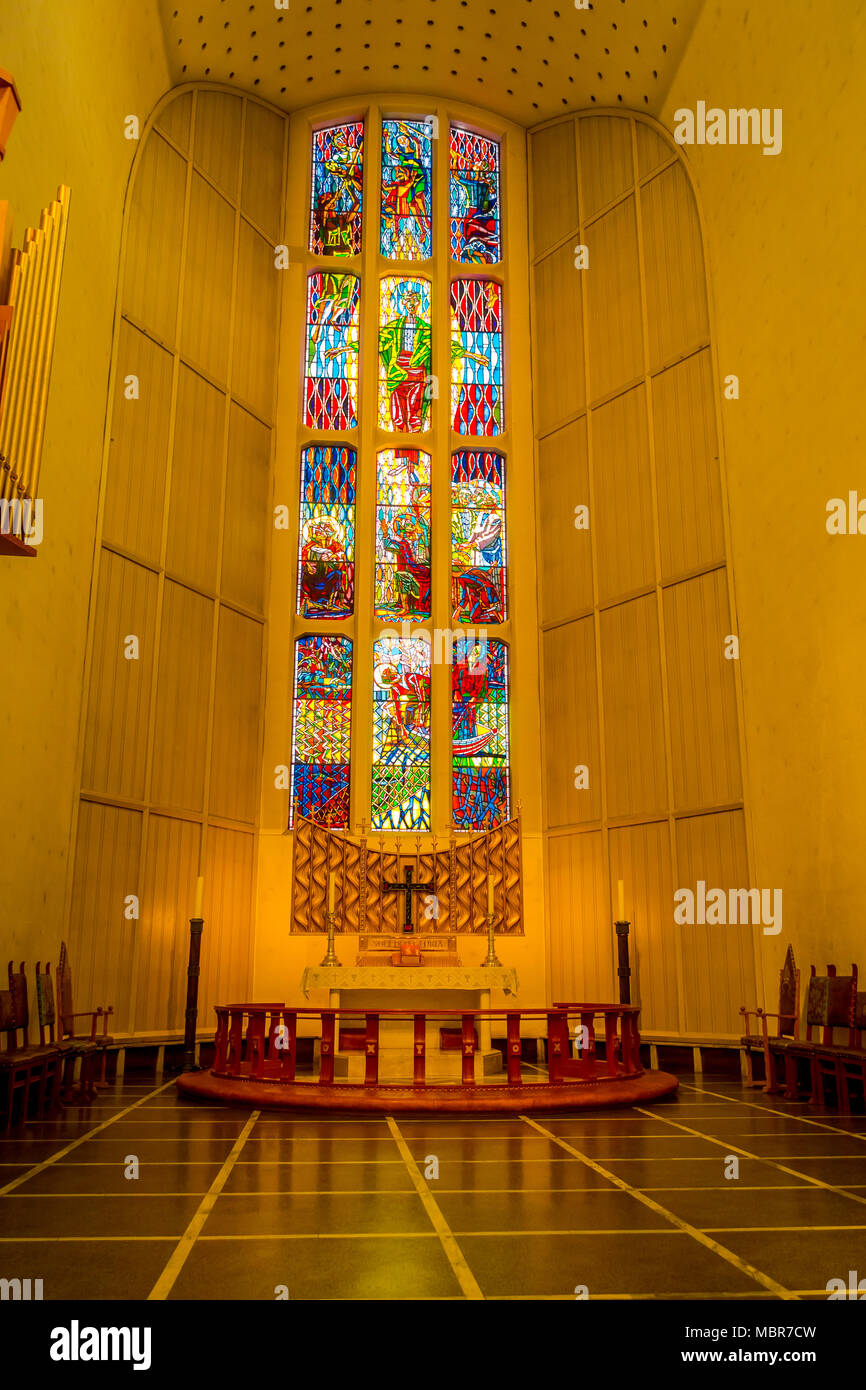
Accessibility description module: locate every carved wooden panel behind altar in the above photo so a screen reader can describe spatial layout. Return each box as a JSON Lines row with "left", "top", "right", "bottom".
{"left": 291, "top": 815, "right": 523, "bottom": 934}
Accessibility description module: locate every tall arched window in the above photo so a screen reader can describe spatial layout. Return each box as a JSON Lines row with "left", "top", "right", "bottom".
{"left": 291, "top": 104, "right": 512, "bottom": 835}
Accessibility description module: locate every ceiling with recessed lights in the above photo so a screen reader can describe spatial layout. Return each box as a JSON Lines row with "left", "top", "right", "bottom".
{"left": 158, "top": 0, "right": 703, "bottom": 126}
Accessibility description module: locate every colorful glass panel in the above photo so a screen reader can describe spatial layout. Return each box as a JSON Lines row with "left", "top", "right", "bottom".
{"left": 296, "top": 444, "right": 356, "bottom": 619}
{"left": 380, "top": 119, "right": 433, "bottom": 260}
{"left": 449, "top": 126, "right": 501, "bottom": 264}
{"left": 450, "top": 278, "right": 503, "bottom": 436}
{"left": 309, "top": 121, "right": 364, "bottom": 257}
{"left": 372, "top": 637, "right": 431, "bottom": 831}
{"left": 304, "top": 272, "right": 360, "bottom": 431}
{"left": 451, "top": 450, "right": 506, "bottom": 623}
{"left": 378, "top": 276, "right": 432, "bottom": 433}
{"left": 452, "top": 637, "right": 510, "bottom": 831}
{"left": 375, "top": 449, "right": 431, "bottom": 620}
{"left": 290, "top": 635, "right": 353, "bottom": 828}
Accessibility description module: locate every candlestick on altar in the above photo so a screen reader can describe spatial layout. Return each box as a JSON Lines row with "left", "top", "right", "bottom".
{"left": 617, "top": 878, "right": 625, "bottom": 923}
{"left": 320, "top": 908, "right": 341, "bottom": 967}
{"left": 482, "top": 907, "right": 501, "bottom": 968}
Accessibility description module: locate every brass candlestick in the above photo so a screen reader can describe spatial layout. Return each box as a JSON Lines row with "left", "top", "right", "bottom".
{"left": 482, "top": 910, "right": 501, "bottom": 968}
{"left": 321, "top": 910, "right": 341, "bottom": 967}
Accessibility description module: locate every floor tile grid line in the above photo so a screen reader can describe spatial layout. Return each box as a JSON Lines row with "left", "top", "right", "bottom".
{"left": 0, "top": 1080, "right": 177, "bottom": 1196}
{"left": 0, "top": 1183, "right": 832, "bottom": 1200}
{"left": 677, "top": 1082, "right": 866, "bottom": 1142}
{"left": 385, "top": 1115, "right": 484, "bottom": 1300}
{"left": 518, "top": 1114, "right": 798, "bottom": 1301}
{"left": 632, "top": 1106, "right": 866, "bottom": 1210}
{"left": 147, "top": 1111, "right": 261, "bottom": 1301}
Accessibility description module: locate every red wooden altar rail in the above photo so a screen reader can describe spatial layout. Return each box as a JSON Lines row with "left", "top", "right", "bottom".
{"left": 211, "top": 1003, "right": 642, "bottom": 1090}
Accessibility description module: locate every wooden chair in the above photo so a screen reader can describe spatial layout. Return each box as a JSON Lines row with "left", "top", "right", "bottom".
{"left": 740, "top": 944, "right": 800, "bottom": 1092}
{"left": 784, "top": 964, "right": 858, "bottom": 1106}
{"left": 35, "top": 961, "right": 84, "bottom": 1106}
{"left": 837, "top": 991, "right": 866, "bottom": 1107}
{"left": 0, "top": 963, "right": 62, "bottom": 1129}
{"left": 56, "top": 941, "right": 114, "bottom": 1084}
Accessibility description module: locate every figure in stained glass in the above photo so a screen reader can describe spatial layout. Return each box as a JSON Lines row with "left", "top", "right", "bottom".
{"left": 375, "top": 450, "right": 431, "bottom": 619}
{"left": 297, "top": 445, "right": 356, "bottom": 619}
{"left": 304, "top": 272, "right": 360, "bottom": 431}
{"left": 449, "top": 126, "right": 501, "bottom": 264}
{"left": 372, "top": 637, "right": 431, "bottom": 831}
{"left": 290, "top": 635, "right": 353, "bottom": 828}
{"left": 452, "top": 637, "right": 510, "bottom": 830}
{"left": 310, "top": 122, "right": 364, "bottom": 257}
{"left": 380, "top": 119, "right": 432, "bottom": 260}
{"left": 377, "top": 279, "right": 432, "bottom": 433}
{"left": 451, "top": 450, "right": 506, "bottom": 623}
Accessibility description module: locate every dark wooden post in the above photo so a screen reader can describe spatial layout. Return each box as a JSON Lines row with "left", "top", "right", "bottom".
{"left": 461, "top": 1013, "right": 476, "bottom": 1085}
{"left": 181, "top": 916, "right": 204, "bottom": 1072}
{"left": 413, "top": 1013, "right": 426, "bottom": 1087}
{"left": 616, "top": 920, "right": 631, "bottom": 1004}
{"left": 364, "top": 1012, "right": 379, "bottom": 1086}
{"left": 506, "top": 1012, "right": 522, "bottom": 1085}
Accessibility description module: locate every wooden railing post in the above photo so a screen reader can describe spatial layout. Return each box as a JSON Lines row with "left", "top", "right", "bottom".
{"left": 214, "top": 1007, "right": 229, "bottom": 1074}
{"left": 605, "top": 1009, "right": 618, "bottom": 1077}
{"left": 413, "top": 1013, "right": 425, "bottom": 1087}
{"left": 364, "top": 1012, "right": 379, "bottom": 1087}
{"left": 277, "top": 1010, "right": 297, "bottom": 1081}
{"left": 227, "top": 1009, "right": 244, "bottom": 1073}
{"left": 248, "top": 1009, "right": 266, "bottom": 1079}
{"left": 506, "top": 1012, "right": 522, "bottom": 1084}
{"left": 319, "top": 1010, "right": 335, "bottom": 1085}
{"left": 547, "top": 1011, "right": 567, "bottom": 1084}
{"left": 461, "top": 1012, "right": 476, "bottom": 1085}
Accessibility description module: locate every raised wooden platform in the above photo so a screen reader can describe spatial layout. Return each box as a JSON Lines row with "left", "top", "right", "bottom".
{"left": 177, "top": 1066, "right": 679, "bottom": 1112}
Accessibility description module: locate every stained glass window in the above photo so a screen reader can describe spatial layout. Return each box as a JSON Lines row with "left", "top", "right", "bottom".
{"left": 375, "top": 449, "right": 431, "bottom": 620}
{"left": 452, "top": 637, "right": 510, "bottom": 830}
{"left": 450, "top": 127, "right": 501, "bottom": 264}
{"left": 304, "top": 272, "right": 360, "bottom": 431}
{"left": 372, "top": 636, "right": 431, "bottom": 831}
{"left": 309, "top": 122, "right": 364, "bottom": 257}
{"left": 378, "top": 276, "right": 431, "bottom": 433}
{"left": 451, "top": 450, "right": 506, "bottom": 623}
{"left": 290, "top": 635, "right": 353, "bottom": 828}
{"left": 380, "top": 119, "right": 433, "bottom": 261}
{"left": 296, "top": 445, "right": 356, "bottom": 619}
{"left": 450, "top": 278, "right": 504, "bottom": 436}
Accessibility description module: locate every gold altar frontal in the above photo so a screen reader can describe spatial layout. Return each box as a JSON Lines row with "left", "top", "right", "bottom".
{"left": 301, "top": 964, "right": 520, "bottom": 1082}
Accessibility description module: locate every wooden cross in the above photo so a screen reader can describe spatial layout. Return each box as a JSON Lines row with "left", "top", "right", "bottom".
{"left": 384, "top": 865, "right": 435, "bottom": 934}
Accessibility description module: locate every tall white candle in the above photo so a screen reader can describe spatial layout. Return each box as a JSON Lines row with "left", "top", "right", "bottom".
{"left": 616, "top": 879, "right": 625, "bottom": 922}
{"left": 193, "top": 876, "right": 203, "bottom": 919}
{"left": 328, "top": 871, "right": 336, "bottom": 914}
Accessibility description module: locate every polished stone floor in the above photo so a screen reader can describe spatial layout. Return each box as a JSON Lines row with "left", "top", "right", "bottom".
{"left": 1, "top": 1075, "right": 865, "bottom": 1299}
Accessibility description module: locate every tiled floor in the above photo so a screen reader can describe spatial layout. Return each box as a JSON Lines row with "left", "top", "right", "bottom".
{"left": 1, "top": 1075, "right": 864, "bottom": 1300}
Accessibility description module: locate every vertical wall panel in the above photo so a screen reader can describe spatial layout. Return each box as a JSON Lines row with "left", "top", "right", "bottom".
{"left": 537, "top": 419, "right": 593, "bottom": 624}
{"left": 609, "top": 821, "right": 678, "bottom": 1031}
{"left": 653, "top": 349, "right": 725, "bottom": 582}
{"left": 578, "top": 116, "right": 633, "bottom": 220}
{"left": 80, "top": 553, "right": 158, "bottom": 801}
{"left": 232, "top": 221, "right": 278, "bottom": 421}
{"left": 641, "top": 162, "right": 709, "bottom": 370}
{"left": 194, "top": 90, "right": 242, "bottom": 199}
{"left": 165, "top": 365, "right": 225, "bottom": 592}
{"left": 529, "top": 120, "right": 578, "bottom": 257}
{"left": 543, "top": 618, "right": 601, "bottom": 827}
{"left": 150, "top": 582, "right": 214, "bottom": 812}
{"left": 600, "top": 595, "right": 668, "bottom": 820}
{"left": 664, "top": 570, "right": 742, "bottom": 811}
{"left": 676, "top": 811, "right": 755, "bottom": 1035}
{"left": 210, "top": 608, "right": 263, "bottom": 823}
{"left": 242, "top": 101, "right": 286, "bottom": 240}
{"left": 155, "top": 91, "right": 192, "bottom": 154}
{"left": 102, "top": 323, "right": 173, "bottom": 564}
{"left": 547, "top": 831, "right": 610, "bottom": 1004}
{"left": 68, "top": 802, "right": 142, "bottom": 1034}
{"left": 222, "top": 403, "right": 270, "bottom": 615}
{"left": 135, "top": 814, "right": 201, "bottom": 1033}
{"left": 122, "top": 134, "right": 186, "bottom": 347}
{"left": 201, "top": 826, "right": 255, "bottom": 1015}
{"left": 180, "top": 172, "right": 235, "bottom": 384}
{"left": 584, "top": 196, "right": 643, "bottom": 401}
{"left": 533, "top": 242, "right": 585, "bottom": 434}
{"left": 591, "top": 385, "right": 655, "bottom": 604}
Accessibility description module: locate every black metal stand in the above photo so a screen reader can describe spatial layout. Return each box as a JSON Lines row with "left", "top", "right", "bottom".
{"left": 182, "top": 916, "right": 204, "bottom": 1072}
{"left": 615, "top": 919, "right": 631, "bottom": 1005}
